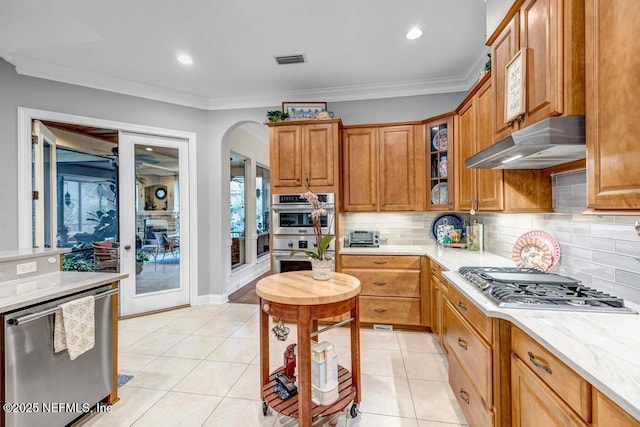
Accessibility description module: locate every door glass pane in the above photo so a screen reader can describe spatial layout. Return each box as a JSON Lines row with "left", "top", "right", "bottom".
{"left": 135, "top": 145, "right": 181, "bottom": 294}
{"left": 256, "top": 165, "right": 270, "bottom": 258}
{"left": 230, "top": 153, "right": 246, "bottom": 269}
{"left": 43, "top": 143, "right": 53, "bottom": 248}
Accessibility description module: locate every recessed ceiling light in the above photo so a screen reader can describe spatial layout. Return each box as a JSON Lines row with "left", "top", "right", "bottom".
{"left": 406, "top": 27, "right": 423, "bottom": 40}
{"left": 177, "top": 54, "right": 193, "bottom": 65}
{"left": 145, "top": 147, "right": 153, "bottom": 152}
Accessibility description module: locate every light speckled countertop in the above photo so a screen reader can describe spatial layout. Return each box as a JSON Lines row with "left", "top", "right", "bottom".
{"left": 341, "top": 244, "right": 640, "bottom": 421}
{"left": 0, "top": 271, "right": 128, "bottom": 313}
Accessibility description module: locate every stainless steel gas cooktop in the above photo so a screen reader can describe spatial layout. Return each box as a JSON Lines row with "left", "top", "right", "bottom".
{"left": 458, "top": 266, "right": 636, "bottom": 313}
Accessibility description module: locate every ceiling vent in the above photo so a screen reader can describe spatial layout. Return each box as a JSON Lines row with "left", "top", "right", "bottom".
{"left": 275, "top": 54, "right": 306, "bottom": 65}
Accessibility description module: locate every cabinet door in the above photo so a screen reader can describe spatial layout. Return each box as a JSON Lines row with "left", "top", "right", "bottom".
{"left": 519, "top": 0, "right": 563, "bottom": 127}
{"left": 476, "top": 78, "right": 504, "bottom": 211}
{"left": 270, "top": 125, "right": 302, "bottom": 190}
{"left": 303, "top": 123, "right": 336, "bottom": 188}
{"left": 342, "top": 128, "right": 378, "bottom": 211}
{"left": 512, "top": 355, "right": 589, "bottom": 427}
{"left": 426, "top": 116, "right": 454, "bottom": 210}
{"left": 455, "top": 98, "right": 477, "bottom": 212}
{"left": 492, "top": 14, "right": 520, "bottom": 142}
{"left": 586, "top": 0, "right": 640, "bottom": 209}
{"left": 379, "top": 125, "right": 416, "bottom": 211}
{"left": 593, "top": 390, "right": 640, "bottom": 427}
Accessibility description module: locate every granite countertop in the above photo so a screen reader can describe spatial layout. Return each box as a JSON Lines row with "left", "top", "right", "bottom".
{"left": 0, "top": 271, "right": 128, "bottom": 313}
{"left": 340, "top": 243, "right": 640, "bottom": 420}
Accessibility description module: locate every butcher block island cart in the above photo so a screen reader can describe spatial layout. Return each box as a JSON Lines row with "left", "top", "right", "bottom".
{"left": 256, "top": 271, "right": 362, "bottom": 426}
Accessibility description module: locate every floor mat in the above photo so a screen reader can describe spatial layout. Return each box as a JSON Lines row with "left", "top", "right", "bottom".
{"left": 117, "top": 374, "right": 134, "bottom": 388}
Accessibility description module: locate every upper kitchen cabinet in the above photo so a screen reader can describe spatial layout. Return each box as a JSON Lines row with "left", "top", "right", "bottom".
{"left": 455, "top": 73, "right": 504, "bottom": 212}
{"left": 425, "top": 114, "right": 454, "bottom": 211}
{"left": 586, "top": 0, "right": 640, "bottom": 209}
{"left": 342, "top": 123, "right": 422, "bottom": 212}
{"left": 489, "top": 0, "right": 585, "bottom": 142}
{"left": 268, "top": 119, "right": 341, "bottom": 194}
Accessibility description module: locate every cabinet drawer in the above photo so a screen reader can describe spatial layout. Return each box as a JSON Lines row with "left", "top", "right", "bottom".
{"left": 360, "top": 296, "right": 421, "bottom": 325}
{"left": 430, "top": 261, "right": 446, "bottom": 281}
{"left": 447, "top": 284, "right": 492, "bottom": 342}
{"left": 512, "top": 327, "right": 591, "bottom": 421}
{"left": 444, "top": 300, "right": 493, "bottom": 406}
{"left": 449, "top": 350, "right": 495, "bottom": 427}
{"left": 341, "top": 269, "right": 420, "bottom": 297}
{"left": 341, "top": 255, "right": 421, "bottom": 269}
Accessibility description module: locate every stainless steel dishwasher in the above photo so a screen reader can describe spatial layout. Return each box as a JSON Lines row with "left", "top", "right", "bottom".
{"left": 3, "top": 284, "right": 116, "bottom": 427}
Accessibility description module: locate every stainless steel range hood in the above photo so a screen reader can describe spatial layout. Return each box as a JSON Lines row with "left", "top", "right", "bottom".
{"left": 465, "top": 116, "right": 585, "bottom": 169}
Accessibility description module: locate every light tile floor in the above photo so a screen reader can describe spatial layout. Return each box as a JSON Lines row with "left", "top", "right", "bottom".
{"left": 81, "top": 303, "right": 468, "bottom": 427}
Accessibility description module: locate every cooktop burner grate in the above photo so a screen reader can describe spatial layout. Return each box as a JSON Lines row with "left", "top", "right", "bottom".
{"left": 458, "top": 266, "right": 635, "bottom": 313}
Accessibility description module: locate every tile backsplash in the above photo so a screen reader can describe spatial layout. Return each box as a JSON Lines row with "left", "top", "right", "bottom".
{"left": 341, "top": 170, "right": 640, "bottom": 305}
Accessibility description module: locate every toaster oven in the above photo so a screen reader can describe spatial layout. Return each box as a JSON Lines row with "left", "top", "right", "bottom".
{"left": 347, "top": 230, "right": 380, "bottom": 247}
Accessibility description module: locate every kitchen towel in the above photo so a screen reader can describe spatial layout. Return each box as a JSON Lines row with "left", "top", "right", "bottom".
{"left": 54, "top": 295, "right": 96, "bottom": 360}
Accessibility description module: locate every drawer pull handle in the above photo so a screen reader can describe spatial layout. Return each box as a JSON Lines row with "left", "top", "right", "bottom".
{"left": 528, "top": 351, "right": 553, "bottom": 375}
{"left": 457, "top": 301, "right": 468, "bottom": 311}
{"left": 459, "top": 389, "right": 470, "bottom": 404}
{"left": 373, "top": 282, "right": 387, "bottom": 286}
{"left": 373, "top": 261, "right": 387, "bottom": 265}
{"left": 457, "top": 338, "right": 468, "bottom": 350}
{"left": 374, "top": 308, "right": 387, "bottom": 313}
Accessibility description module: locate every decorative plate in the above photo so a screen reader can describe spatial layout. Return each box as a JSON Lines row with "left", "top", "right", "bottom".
{"left": 438, "top": 128, "right": 448, "bottom": 151}
{"left": 431, "top": 182, "right": 448, "bottom": 205}
{"left": 432, "top": 133, "right": 439, "bottom": 151}
{"left": 512, "top": 230, "right": 561, "bottom": 271}
{"left": 430, "top": 212, "right": 466, "bottom": 241}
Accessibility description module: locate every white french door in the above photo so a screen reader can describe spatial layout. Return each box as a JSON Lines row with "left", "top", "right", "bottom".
{"left": 119, "top": 132, "right": 190, "bottom": 316}
{"left": 32, "top": 121, "right": 57, "bottom": 248}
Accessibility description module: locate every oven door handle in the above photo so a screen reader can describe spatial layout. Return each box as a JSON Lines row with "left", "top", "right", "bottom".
{"left": 7, "top": 288, "right": 119, "bottom": 326}
{"left": 272, "top": 206, "right": 335, "bottom": 213}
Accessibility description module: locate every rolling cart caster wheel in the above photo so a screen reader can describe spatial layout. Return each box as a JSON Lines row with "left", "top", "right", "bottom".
{"left": 262, "top": 401, "right": 269, "bottom": 416}
{"left": 350, "top": 403, "right": 359, "bottom": 418}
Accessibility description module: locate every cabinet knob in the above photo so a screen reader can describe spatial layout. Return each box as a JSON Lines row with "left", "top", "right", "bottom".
{"left": 457, "top": 338, "right": 468, "bottom": 350}
{"left": 528, "top": 351, "right": 553, "bottom": 375}
{"left": 373, "top": 282, "right": 387, "bottom": 286}
{"left": 373, "top": 308, "right": 387, "bottom": 313}
{"left": 459, "top": 389, "right": 470, "bottom": 405}
{"left": 457, "top": 301, "right": 468, "bottom": 311}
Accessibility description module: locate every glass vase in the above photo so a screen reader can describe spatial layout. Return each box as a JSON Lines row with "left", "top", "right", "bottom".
{"left": 310, "top": 258, "right": 333, "bottom": 280}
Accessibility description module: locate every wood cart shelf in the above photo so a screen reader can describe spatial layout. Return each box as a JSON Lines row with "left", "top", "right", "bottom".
{"left": 257, "top": 271, "right": 361, "bottom": 427}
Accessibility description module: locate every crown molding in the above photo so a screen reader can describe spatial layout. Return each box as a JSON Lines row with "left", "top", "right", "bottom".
{"left": 7, "top": 55, "right": 210, "bottom": 110}
{"left": 7, "top": 54, "right": 484, "bottom": 111}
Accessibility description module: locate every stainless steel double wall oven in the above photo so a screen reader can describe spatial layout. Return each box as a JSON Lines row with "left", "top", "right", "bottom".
{"left": 271, "top": 193, "right": 335, "bottom": 273}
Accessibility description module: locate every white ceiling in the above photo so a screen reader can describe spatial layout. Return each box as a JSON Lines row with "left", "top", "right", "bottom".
{"left": 0, "top": 0, "right": 488, "bottom": 110}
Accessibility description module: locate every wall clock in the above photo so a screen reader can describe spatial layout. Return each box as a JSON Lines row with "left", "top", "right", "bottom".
{"left": 155, "top": 188, "right": 167, "bottom": 199}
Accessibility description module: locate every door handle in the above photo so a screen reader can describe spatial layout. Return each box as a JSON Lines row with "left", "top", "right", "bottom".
{"left": 124, "top": 244, "right": 132, "bottom": 250}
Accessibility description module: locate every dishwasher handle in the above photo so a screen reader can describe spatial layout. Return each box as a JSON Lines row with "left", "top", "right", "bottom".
{"left": 7, "top": 288, "right": 119, "bottom": 326}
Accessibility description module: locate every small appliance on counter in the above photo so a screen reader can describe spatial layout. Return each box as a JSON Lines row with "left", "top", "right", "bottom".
{"left": 346, "top": 230, "right": 380, "bottom": 247}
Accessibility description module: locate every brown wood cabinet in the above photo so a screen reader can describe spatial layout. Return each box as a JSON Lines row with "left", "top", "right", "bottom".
{"left": 425, "top": 114, "right": 455, "bottom": 210}
{"left": 489, "top": 0, "right": 585, "bottom": 142}
{"left": 585, "top": 0, "right": 640, "bottom": 209}
{"left": 455, "top": 73, "right": 504, "bottom": 212}
{"left": 429, "top": 262, "right": 449, "bottom": 351}
{"left": 593, "top": 390, "right": 640, "bottom": 427}
{"left": 511, "top": 355, "right": 589, "bottom": 427}
{"left": 342, "top": 124, "right": 421, "bottom": 212}
{"left": 269, "top": 119, "right": 341, "bottom": 194}
{"left": 340, "top": 255, "right": 427, "bottom": 326}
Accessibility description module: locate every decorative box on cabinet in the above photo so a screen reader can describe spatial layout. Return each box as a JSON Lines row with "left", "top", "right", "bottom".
{"left": 269, "top": 119, "right": 341, "bottom": 194}
{"left": 425, "top": 114, "right": 455, "bottom": 210}
{"left": 489, "top": 0, "right": 585, "bottom": 142}
{"left": 340, "top": 255, "right": 427, "bottom": 326}
{"left": 585, "top": 0, "right": 640, "bottom": 210}
{"left": 342, "top": 123, "right": 422, "bottom": 212}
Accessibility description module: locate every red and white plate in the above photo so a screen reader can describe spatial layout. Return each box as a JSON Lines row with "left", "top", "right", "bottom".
{"left": 512, "top": 231, "right": 560, "bottom": 272}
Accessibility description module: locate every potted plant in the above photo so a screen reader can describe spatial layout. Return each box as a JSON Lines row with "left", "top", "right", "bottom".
{"left": 289, "top": 182, "right": 334, "bottom": 280}
{"left": 136, "top": 250, "right": 149, "bottom": 274}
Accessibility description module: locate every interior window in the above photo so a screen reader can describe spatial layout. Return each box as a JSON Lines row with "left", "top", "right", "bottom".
{"left": 256, "top": 164, "right": 270, "bottom": 258}
{"left": 230, "top": 153, "right": 247, "bottom": 269}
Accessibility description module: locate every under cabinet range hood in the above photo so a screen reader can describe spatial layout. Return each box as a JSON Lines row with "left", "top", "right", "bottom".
{"left": 465, "top": 116, "right": 585, "bottom": 169}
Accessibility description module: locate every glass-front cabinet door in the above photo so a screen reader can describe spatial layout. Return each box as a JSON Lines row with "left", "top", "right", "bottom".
{"left": 426, "top": 115, "right": 454, "bottom": 210}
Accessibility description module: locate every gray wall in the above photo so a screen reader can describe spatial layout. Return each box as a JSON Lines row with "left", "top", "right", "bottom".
{"left": 0, "top": 59, "right": 213, "bottom": 296}
{"left": 486, "top": 0, "right": 514, "bottom": 39}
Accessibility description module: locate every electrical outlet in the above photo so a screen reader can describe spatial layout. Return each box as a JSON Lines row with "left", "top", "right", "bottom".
{"left": 16, "top": 261, "right": 37, "bottom": 275}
